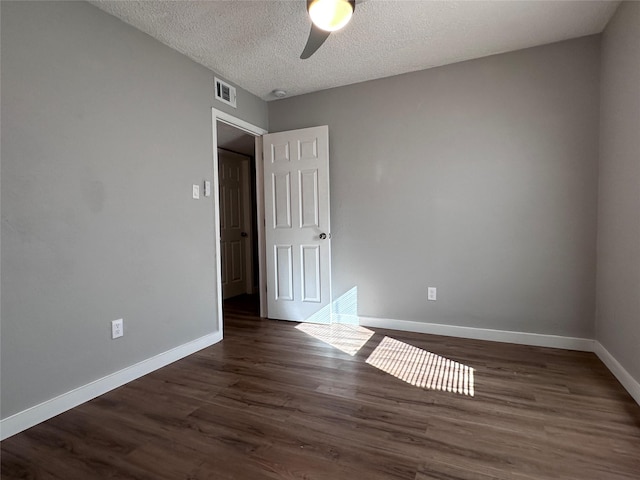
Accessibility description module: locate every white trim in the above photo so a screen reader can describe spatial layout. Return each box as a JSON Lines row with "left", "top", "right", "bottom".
{"left": 211, "top": 109, "right": 268, "bottom": 320}
{"left": 332, "top": 313, "right": 360, "bottom": 325}
{"left": 240, "top": 156, "right": 253, "bottom": 295}
{"left": 594, "top": 342, "right": 640, "bottom": 405}
{"left": 358, "top": 316, "right": 594, "bottom": 351}
{"left": 3, "top": 323, "right": 637, "bottom": 440}
{"left": 255, "top": 136, "right": 267, "bottom": 318}
{"left": 214, "top": 109, "right": 267, "bottom": 137}
{"left": 212, "top": 115, "right": 224, "bottom": 334}
{"left": 357, "top": 316, "right": 640, "bottom": 406}
{"left": 0, "top": 332, "right": 222, "bottom": 440}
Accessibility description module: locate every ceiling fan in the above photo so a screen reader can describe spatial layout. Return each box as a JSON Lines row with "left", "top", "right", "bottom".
{"left": 300, "top": 0, "right": 357, "bottom": 59}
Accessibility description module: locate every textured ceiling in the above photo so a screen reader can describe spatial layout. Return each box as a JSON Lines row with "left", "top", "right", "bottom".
{"left": 90, "top": 1, "right": 619, "bottom": 101}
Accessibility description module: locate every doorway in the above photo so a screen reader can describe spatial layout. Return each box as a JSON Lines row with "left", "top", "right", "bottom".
{"left": 212, "top": 109, "right": 267, "bottom": 329}
{"left": 212, "top": 111, "right": 333, "bottom": 331}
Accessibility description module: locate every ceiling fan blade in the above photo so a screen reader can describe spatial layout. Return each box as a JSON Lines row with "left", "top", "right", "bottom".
{"left": 300, "top": 23, "right": 331, "bottom": 59}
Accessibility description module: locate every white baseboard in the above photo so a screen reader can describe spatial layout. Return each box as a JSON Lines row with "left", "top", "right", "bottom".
{"left": 594, "top": 342, "right": 640, "bottom": 405}
{"left": 0, "top": 331, "right": 222, "bottom": 441}
{"left": 358, "top": 316, "right": 640, "bottom": 406}
{"left": 358, "top": 316, "right": 595, "bottom": 351}
{"left": 3, "top": 320, "right": 638, "bottom": 440}
{"left": 332, "top": 313, "right": 360, "bottom": 325}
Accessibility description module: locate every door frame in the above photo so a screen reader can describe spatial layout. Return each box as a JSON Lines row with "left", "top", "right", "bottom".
{"left": 212, "top": 108, "right": 268, "bottom": 333}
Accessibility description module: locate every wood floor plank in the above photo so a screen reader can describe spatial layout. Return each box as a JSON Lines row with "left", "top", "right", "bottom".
{"left": 2, "top": 294, "right": 639, "bottom": 479}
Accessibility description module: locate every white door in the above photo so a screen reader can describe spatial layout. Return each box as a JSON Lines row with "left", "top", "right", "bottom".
{"left": 219, "top": 150, "right": 252, "bottom": 299}
{"left": 263, "top": 126, "right": 331, "bottom": 322}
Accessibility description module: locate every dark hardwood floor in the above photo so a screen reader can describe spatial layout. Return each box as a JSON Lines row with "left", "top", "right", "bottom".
{"left": 2, "top": 296, "right": 639, "bottom": 479}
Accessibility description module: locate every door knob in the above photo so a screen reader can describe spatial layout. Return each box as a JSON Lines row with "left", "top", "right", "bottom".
{"left": 241, "top": 232, "right": 248, "bottom": 237}
{"left": 319, "top": 233, "right": 331, "bottom": 240}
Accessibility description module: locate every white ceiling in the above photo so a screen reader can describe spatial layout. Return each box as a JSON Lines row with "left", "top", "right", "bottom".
{"left": 90, "top": 0, "right": 619, "bottom": 101}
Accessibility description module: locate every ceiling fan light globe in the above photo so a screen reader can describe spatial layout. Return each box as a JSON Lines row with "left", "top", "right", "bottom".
{"left": 308, "top": 0, "right": 354, "bottom": 32}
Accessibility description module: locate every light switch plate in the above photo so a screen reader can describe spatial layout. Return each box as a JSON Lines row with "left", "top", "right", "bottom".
{"left": 204, "top": 181, "right": 211, "bottom": 197}
{"left": 192, "top": 184, "right": 200, "bottom": 199}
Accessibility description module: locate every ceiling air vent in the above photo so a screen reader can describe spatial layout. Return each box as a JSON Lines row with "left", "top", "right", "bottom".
{"left": 214, "top": 77, "right": 237, "bottom": 108}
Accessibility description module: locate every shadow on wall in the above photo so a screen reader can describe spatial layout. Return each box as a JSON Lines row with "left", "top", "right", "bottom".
{"left": 304, "top": 286, "right": 359, "bottom": 324}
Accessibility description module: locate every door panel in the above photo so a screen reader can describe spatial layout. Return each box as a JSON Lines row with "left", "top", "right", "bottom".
{"left": 275, "top": 245, "right": 294, "bottom": 301}
{"left": 273, "top": 172, "right": 292, "bottom": 229}
{"left": 301, "top": 245, "right": 321, "bottom": 303}
{"left": 263, "top": 126, "right": 331, "bottom": 321}
{"left": 299, "top": 169, "right": 319, "bottom": 228}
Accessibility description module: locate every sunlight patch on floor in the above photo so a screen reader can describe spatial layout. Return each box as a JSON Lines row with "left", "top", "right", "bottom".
{"left": 296, "top": 323, "right": 375, "bottom": 356}
{"left": 366, "top": 336, "right": 475, "bottom": 396}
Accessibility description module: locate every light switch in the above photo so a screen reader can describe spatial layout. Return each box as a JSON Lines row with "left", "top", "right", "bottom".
{"left": 192, "top": 184, "right": 200, "bottom": 199}
{"left": 204, "top": 181, "right": 211, "bottom": 197}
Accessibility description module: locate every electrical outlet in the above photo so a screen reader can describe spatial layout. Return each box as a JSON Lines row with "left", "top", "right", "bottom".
{"left": 192, "top": 184, "right": 200, "bottom": 199}
{"left": 111, "top": 318, "right": 124, "bottom": 339}
{"left": 428, "top": 287, "right": 437, "bottom": 301}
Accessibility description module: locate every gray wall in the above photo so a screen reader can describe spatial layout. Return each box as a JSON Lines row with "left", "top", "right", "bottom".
{"left": 269, "top": 36, "right": 601, "bottom": 337}
{"left": 0, "top": 1, "right": 267, "bottom": 418}
{"left": 596, "top": 2, "right": 640, "bottom": 383}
